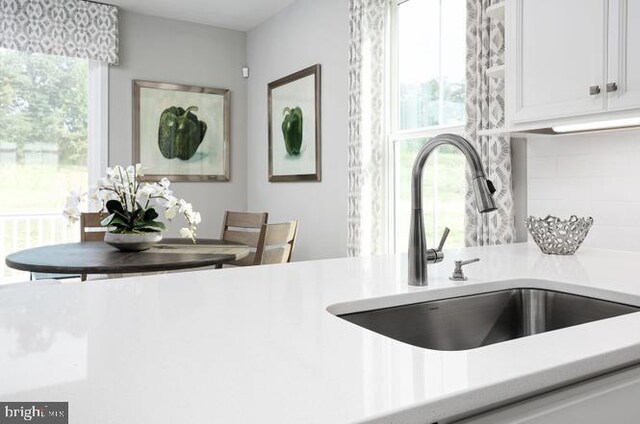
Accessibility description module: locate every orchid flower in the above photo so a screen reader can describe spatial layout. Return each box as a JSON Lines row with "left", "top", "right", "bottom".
{"left": 63, "top": 163, "right": 200, "bottom": 242}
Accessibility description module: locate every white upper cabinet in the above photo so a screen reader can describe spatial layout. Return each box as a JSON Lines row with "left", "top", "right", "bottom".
{"left": 608, "top": 0, "right": 640, "bottom": 111}
{"left": 506, "top": 0, "right": 640, "bottom": 129}
{"left": 507, "top": 0, "right": 607, "bottom": 125}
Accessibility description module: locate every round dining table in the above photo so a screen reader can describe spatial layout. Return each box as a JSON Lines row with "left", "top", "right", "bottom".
{"left": 5, "top": 238, "right": 250, "bottom": 276}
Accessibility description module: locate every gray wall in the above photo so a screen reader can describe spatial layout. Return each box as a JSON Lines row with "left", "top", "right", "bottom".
{"left": 246, "top": 0, "right": 349, "bottom": 260}
{"left": 109, "top": 11, "right": 248, "bottom": 238}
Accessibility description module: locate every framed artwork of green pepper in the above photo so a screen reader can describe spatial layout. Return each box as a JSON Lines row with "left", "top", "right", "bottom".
{"left": 133, "top": 80, "right": 230, "bottom": 182}
{"left": 268, "top": 64, "right": 321, "bottom": 182}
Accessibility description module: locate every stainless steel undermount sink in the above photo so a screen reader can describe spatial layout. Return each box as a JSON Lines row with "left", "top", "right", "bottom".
{"left": 338, "top": 288, "right": 640, "bottom": 351}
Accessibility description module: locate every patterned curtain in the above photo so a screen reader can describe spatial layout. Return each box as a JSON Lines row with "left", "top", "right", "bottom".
{"left": 0, "top": 0, "right": 119, "bottom": 65}
{"left": 347, "top": 0, "right": 389, "bottom": 257}
{"left": 465, "top": 0, "right": 515, "bottom": 246}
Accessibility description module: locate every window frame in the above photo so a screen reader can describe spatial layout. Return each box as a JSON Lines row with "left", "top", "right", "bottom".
{"left": 386, "top": 0, "right": 466, "bottom": 254}
{"left": 88, "top": 60, "right": 109, "bottom": 189}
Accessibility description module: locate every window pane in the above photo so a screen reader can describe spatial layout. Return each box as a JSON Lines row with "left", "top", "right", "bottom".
{"left": 398, "top": 0, "right": 466, "bottom": 130}
{"left": 0, "top": 48, "right": 88, "bottom": 282}
{"left": 393, "top": 138, "right": 466, "bottom": 252}
{"left": 441, "top": 0, "right": 467, "bottom": 126}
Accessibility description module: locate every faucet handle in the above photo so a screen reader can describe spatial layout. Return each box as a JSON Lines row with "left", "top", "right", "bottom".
{"left": 426, "top": 227, "right": 450, "bottom": 264}
{"left": 437, "top": 227, "right": 451, "bottom": 251}
{"left": 450, "top": 258, "right": 480, "bottom": 281}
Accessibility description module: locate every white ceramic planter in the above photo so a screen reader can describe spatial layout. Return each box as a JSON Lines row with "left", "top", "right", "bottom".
{"left": 103, "top": 232, "right": 163, "bottom": 252}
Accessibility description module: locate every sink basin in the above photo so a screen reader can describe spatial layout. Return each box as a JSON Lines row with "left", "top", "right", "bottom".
{"left": 338, "top": 288, "right": 640, "bottom": 351}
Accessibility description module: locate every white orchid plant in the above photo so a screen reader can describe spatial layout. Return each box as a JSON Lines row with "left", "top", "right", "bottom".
{"left": 63, "top": 164, "right": 201, "bottom": 241}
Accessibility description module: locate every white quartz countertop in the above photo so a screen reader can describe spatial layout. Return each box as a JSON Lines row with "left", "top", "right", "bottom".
{"left": 3, "top": 243, "right": 640, "bottom": 423}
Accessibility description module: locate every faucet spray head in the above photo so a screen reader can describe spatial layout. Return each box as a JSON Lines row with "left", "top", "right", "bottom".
{"left": 472, "top": 177, "right": 498, "bottom": 213}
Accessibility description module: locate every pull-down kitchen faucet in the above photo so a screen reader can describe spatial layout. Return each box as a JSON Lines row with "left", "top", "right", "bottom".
{"left": 408, "top": 134, "right": 497, "bottom": 287}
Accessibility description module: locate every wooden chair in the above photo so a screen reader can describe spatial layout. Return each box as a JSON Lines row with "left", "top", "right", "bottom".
{"left": 219, "top": 211, "right": 269, "bottom": 267}
{"left": 80, "top": 212, "right": 108, "bottom": 280}
{"left": 256, "top": 220, "right": 298, "bottom": 265}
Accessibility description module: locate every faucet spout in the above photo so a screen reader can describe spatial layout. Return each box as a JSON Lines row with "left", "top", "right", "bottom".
{"left": 408, "top": 134, "right": 497, "bottom": 287}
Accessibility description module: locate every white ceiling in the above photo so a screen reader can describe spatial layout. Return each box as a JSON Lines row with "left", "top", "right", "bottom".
{"left": 107, "top": 0, "right": 299, "bottom": 31}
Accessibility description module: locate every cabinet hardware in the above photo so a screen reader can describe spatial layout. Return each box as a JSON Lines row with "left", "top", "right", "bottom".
{"left": 607, "top": 82, "right": 618, "bottom": 92}
{"left": 590, "top": 85, "right": 601, "bottom": 95}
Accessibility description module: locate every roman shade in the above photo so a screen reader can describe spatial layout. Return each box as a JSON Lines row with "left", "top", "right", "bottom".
{"left": 0, "top": 0, "right": 119, "bottom": 65}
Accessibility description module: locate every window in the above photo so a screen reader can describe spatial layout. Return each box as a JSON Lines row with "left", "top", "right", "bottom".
{"left": 0, "top": 49, "right": 107, "bottom": 282}
{"left": 389, "top": 0, "right": 467, "bottom": 253}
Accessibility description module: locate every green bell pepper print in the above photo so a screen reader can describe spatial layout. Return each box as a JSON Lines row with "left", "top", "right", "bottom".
{"left": 158, "top": 106, "right": 208, "bottom": 160}
{"left": 281, "top": 106, "right": 303, "bottom": 156}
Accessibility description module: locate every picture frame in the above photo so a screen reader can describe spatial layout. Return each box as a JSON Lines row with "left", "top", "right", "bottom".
{"left": 268, "top": 64, "right": 321, "bottom": 182}
{"left": 132, "top": 80, "right": 230, "bottom": 182}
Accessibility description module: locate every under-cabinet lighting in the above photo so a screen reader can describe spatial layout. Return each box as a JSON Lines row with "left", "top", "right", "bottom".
{"left": 552, "top": 117, "right": 640, "bottom": 133}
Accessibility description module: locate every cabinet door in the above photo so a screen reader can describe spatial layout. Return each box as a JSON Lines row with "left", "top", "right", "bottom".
{"left": 509, "top": 0, "right": 607, "bottom": 124}
{"left": 458, "top": 366, "right": 640, "bottom": 424}
{"left": 607, "top": 0, "right": 640, "bottom": 112}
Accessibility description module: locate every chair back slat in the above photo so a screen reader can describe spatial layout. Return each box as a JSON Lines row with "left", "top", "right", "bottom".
{"left": 223, "top": 211, "right": 268, "bottom": 231}
{"left": 261, "top": 247, "right": 292, "bottom": 265}
{"left": 222, "top": 229, "right": 262, "bottom": 248}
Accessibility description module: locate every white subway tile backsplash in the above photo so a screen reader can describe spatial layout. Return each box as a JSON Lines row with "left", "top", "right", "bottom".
{"left": 528, "top": 199, "right": 595, "bottom": 220}
{"left": 620, "top": 150, "right": 640, "bottom": 178}
{"left": 527, "top": 129, "right": 640, "bottom": 252}
{"left": 584, "top": 225, "right": 640, "bottom": 252}
{"left": 560, "top": 178, "right": 593, "bottom": 201}
{"left": 554, "top": 200, "right": 593, "bottom": 218}
{"left": 592, "top": 153, "right": 632, "bottom": 177}
{"left": 588, "top": 129, "right": 640, "bottom": 155}
{"left": 528, "top": 178, "right": 561, "bottom": 199}
{"left": 589, "top": 201, "right": 640, "bottom": 226}
{"left": 556, "top": 155, "right": 593, "bottom": 178}
{"left": 528, "top": 177, "right": 592, "bottom": 201}
{"left": 527, "top": 136, "right": 590, "bottom": 157}
{"left": 528, "top": 156, "right": 557, "bottom": 178}
{"left": 590, "top": 177, "right": 640, "bottom": 202}
{"left": 527, "top": 199, "right": 558, "bottom": 217}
